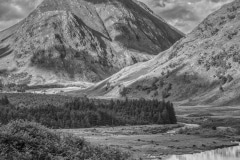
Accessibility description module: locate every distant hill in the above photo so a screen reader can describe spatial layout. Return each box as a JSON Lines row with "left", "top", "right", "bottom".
{"left": 0, "top": 0, "right": 183, "bottom": 87}
{"left": 76, "top": 0, "right": 240, "bottom": 105}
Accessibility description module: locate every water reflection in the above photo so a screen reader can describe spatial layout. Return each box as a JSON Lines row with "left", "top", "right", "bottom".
{"left": 165, "top": 145, "right": 240, "bottom": 160}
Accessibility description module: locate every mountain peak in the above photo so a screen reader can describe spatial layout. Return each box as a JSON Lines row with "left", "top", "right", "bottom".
{"left": 32, "top": 0, "right": 110, "bottom": 39}
{"left": 0, "top": 0, "right": 183, "bottom": 86}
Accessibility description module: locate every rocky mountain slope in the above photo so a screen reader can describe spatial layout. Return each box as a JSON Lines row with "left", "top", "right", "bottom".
{"left": 77, "top": 0, "right": 240, "bottom": 105}
{"left": 0, "top": 0, "right": 183, "bottom": 86}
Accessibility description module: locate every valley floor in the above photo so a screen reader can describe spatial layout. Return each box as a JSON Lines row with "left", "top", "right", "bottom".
{"left": 2, "top": 92, "right": 240, "bottom": 159}
{"left": 60, "top": 104, "right": 240, "bottom": 159}
{"left": 60, "top": 124, "right": 237, "bottom": 160}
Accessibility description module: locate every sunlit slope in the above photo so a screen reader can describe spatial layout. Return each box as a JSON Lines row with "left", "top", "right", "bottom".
{"left": 74, "top": 0, "right": 240, "bottom": 105}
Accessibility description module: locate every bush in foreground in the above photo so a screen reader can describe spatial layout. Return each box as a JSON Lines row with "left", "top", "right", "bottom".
{"left": 0, "top": 120, "right": 130, "bottom": 160}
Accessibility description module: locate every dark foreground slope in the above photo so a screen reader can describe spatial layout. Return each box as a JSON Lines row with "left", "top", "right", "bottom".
{"left": 0, "top": 120, "right": 130, "bottom": 160}
{"left": 74, "top": 0, "right": 240, "bottom": 105}
{"left": 0, "top": 0, "right": 183, "bottom": 87}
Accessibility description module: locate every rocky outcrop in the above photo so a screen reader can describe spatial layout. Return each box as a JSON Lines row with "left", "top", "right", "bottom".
{"left": 0, "top": 0, "right": 183, "bottom": 86}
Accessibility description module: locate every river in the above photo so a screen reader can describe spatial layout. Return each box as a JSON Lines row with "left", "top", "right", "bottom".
{"left": 164, "top": 123, "right": 240, "bottom": 160}
{"left": 164, "top": 144, "right": 240, "bottom": 160}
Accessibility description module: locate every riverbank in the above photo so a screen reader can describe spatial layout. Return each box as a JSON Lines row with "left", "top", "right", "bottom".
{"left": 60, "top": 124, "right": 238, "bottom": 159}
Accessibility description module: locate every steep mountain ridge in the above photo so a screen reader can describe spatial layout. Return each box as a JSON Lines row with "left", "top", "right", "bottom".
{"left": 0, "top": 0, "right": 183, "bottom": 86}
{"left": 76, "top": 0, "right": 240, "bottom": 105}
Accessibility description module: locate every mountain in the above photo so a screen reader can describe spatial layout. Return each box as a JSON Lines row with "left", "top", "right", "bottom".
{"left": 0, "top": 0, "right": 183, "bottom": 86}
{"left": 76, "top": 0, "right": 240, "bottom": 105}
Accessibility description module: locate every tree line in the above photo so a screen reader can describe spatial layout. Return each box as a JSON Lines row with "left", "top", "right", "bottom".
{"left": 0, "top": 96, "right": 177, "bottom": 129}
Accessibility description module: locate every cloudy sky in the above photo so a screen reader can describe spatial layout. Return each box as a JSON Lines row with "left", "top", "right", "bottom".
{"left": 0, "top": 0, "right": 234, "bottom": 33}
{"left": 139, "top": 0, "right": 233, "bottom": 33}
{"left": 0, "top": 0, "right": 42, "bottom": 31}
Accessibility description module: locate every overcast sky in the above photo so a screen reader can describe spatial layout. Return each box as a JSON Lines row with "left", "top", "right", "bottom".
{"left": 0, "top": 0, "right": 234, "bottom": 33}
{"left": 138, "top": 0, "right": 233, "bottom": 33}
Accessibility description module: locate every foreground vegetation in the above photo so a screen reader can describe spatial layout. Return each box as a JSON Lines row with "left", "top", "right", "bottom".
{"left": 0, "top": 120, "right": 130, "bottom": 160}
{"left": 0, "top": 94, "right": 177, "bottom": 129}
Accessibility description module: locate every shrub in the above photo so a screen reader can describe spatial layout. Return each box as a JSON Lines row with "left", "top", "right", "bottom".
{"left": 159, "top": 79, "right": 164, "bottom": 87}
{"left": 228, "top": 14, "right": 236, "bottom": 20}
{"left": 227, "top": 74, "right": 233, "bottom": 82}
{"left": 0, "top": 96, "right": 9, "bottom": 105}
{"left": 153, "top": 91, "right": 159, "bottom": 97}
{"left": 219, "top": 76, "right": 228, "bottom": 85}
{"left": 219, "top": 85, "right": 224, "bottom": 92}
{"left": 0, "top": 80, "right": 3, "bottom": 90}
{"left": 119, "top": 86, "right": 131, "bottom": 97}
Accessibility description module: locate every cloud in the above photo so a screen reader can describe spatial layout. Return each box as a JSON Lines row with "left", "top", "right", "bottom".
{"left": 138, "top": 0, "right": 234, "bottom": 33}
{"left": 0, "top": 0, "right": 234, "bottom": 33}
{"left": 0, "top": 0, "right": 43, "bottom": 31}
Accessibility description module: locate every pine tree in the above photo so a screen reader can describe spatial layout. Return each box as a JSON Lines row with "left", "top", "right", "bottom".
{"left": 166, "top": 102, "right": 177, "bottom": 124}
{"left": 161, "top": 107, "right": 170, "bottom": 124}
{"left": 0, "top": 80, "right": 3, "bottom": 91}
